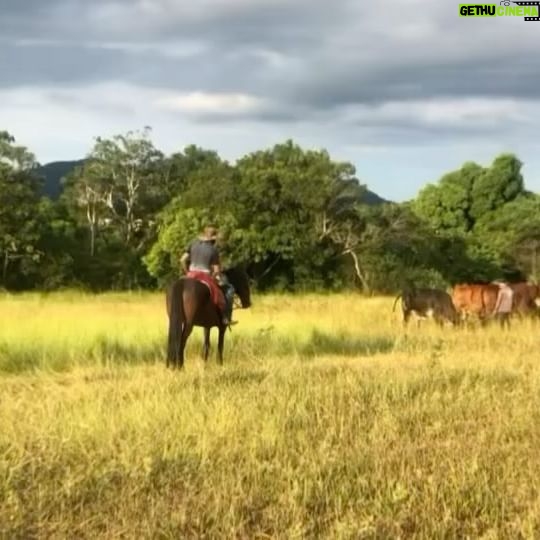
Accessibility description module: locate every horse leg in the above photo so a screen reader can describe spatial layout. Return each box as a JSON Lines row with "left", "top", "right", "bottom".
{"left": 166, "top": 280, "right": 185, "bottom": 370}
{"left": 203, "top": 327, "right": 211, "bottom": 361}
{"left": 217, "top": 326, "right": 226, "bottom": 365}
{"left": 179, "top": 323, "right": 193, "bottom": 369}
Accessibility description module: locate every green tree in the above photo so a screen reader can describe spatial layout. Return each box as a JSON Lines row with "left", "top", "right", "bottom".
{"left": 475, "top": 194, "right": 540, "bottom": 280}
{"left": 162, "top": 145, "right": 228, "bottom": 202}
{"left": 61, "top": 128, "right": 166, "bottom": 288}
{"left": 233, "top": 140, "right": 364, "bottom": 288}
{"left": 144, "top": 139, "right": 369, "bottom": 291}
{"left": 413, "top": 161, "right": 482, "bottom": 235}
{"left": 0, "top": 131, "right": 44, "bottom": 288}
{"left": 62, "top": 160, "right": 111, "bottom": 257}
{"left": 411, "top": 153, "right": 531, "bottom": 283}
{"left": 143, "top": 205, "right": 240, "bottom": 285}
{"left": 87, "top": 127, "right": 164, "bottom": 247}
{"left": 469, "top": 154, "right": 524, "bottom": 220}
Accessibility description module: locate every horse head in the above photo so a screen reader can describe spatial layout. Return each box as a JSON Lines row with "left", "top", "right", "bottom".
{"left": 224, "top": 265, "right": 252, "bottom": 308}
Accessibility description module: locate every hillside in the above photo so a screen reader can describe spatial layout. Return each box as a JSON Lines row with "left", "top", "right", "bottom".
{"left": 38, "top": 160, "right": 85, "bottom": 199}
{"left": 37, "top": 160, "right": 390, "bottom": 204}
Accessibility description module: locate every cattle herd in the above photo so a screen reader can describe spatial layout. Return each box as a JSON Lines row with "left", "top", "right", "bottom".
{"left": 393, "top": 281, "right": 540, "bottom": 327}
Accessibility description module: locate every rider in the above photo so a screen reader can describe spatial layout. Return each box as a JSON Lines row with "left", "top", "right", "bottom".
{"left": 180, "top": 226, "right": 237, "bottom": 327}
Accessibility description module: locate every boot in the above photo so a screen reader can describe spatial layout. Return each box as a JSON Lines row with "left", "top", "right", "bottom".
{"left": 222, "top": 306, "right": 238, "bottom": 327}
{"left": 222, "top": 289, "right": 237, "bottom": 327}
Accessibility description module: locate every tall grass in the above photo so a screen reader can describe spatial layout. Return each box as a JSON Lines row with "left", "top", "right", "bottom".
{"left": 1, "top": 291, "right": 539, "bottom": 538}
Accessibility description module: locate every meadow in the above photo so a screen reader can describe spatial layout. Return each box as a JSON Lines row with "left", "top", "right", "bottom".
{"left": 1, "top": 291, "right": 539, "bottom": 539}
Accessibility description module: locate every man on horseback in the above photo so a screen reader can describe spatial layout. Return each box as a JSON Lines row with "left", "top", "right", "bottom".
{"left": 180, "top": 226, "right": 237, "bottom": 327}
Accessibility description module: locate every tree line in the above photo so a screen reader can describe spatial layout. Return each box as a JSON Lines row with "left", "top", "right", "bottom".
{"left": 1, "top": 127, "right": 539, "bottom": 293}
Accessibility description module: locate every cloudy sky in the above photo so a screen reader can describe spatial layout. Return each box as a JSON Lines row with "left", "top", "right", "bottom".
{"left": 1, "top": 0, "right": 539, "bottom": 201}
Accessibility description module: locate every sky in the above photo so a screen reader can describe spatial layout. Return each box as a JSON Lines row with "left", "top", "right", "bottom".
{"left": 1, "top": 0, "right": 539, "bottom": 202}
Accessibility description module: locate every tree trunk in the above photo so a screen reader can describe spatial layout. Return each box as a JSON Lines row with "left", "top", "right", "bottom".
{"left": 87, "top": 202, "right": 97, "bottom": 257}
{"left": 2, "top": 251, "right": 8, "bottom": 286}
{"left": 532, "top": 244, "right": 538, "bottom": 282}
{"left": 90, "top": 222, "right": 96, "bottom": 257}
{"left": 347, "top": 250, "right": 370, "bottom": 293}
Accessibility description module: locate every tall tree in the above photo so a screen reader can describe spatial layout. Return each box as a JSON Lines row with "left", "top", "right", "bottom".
{"left": 234, "top": 140, "right": 365, "bottom": 286}
{"left": 0, "top": 131, "right": 44, "bottom": 288}
{"left": 61, "top": 128, "right": 168, "bottom": 288}
{"left": 87, "top": 127, "right": 164, "bottom": 248}
{"left": 62, "top": 160, "right": 110, "bottom": 257}
{"left": 413, "top": 161, "right": 482, "bottom": 235}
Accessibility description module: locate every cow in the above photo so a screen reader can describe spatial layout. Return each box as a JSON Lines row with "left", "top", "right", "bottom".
{"left": 509, "top": 282, "right": 540, "bottom": 316}
{"left": 451, "top": 283, "right": 499, "bottom": 323}
{"left": 393, "top": 286, "right": 460, "bottom": 327}
{"left": 452, "top": 281, "right": 539, "bottom": 324}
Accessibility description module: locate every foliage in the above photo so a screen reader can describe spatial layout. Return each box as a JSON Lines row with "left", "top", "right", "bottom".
{"left": 143, "top": 205, "right": 241, "bottom": 286}
{"left": 1, "top": 126, "right": 539, "bottom": 292}
{"left": 0, "top": 132, "right": 44, "bottom": 288}
{"left": 412, "top": 153, "right": 534, "bottom": 284}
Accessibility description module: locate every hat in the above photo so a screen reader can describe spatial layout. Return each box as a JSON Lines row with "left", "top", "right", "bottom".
{"left": 200, "top": 226, "right": 218, "bottom": 241}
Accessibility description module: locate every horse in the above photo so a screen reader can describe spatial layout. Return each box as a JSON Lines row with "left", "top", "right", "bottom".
{"left": 165, "top": 265, "right": 252, "bottom": 368}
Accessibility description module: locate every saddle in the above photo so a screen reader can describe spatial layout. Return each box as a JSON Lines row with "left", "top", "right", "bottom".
{"left": 185, "top": 270, "right": 226, "bottom": 312}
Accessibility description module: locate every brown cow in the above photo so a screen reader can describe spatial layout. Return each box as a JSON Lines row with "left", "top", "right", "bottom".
{"left": 509, "top": 282, "right": 540, "bottom": 316}
{"left": 451, "top": 283, "right": 499, "bottom": 322}
{"left": 452, "top": 281, "right": 539, "bottom": 323}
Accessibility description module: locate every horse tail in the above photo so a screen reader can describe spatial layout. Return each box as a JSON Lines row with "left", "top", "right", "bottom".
{"left": 167, "top": 279, "right": 185, "bottom": 364}
{"left": 392, "top": 293, "right": 402, "bottom": 312}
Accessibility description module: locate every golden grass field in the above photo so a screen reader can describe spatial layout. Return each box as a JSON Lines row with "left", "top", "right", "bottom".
{"left": 1, "top": 291, "right": 539, "bottom": 539}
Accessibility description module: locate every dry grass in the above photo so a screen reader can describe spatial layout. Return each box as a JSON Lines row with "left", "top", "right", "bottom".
{"left": 1, "top": 291, "right": 539, "bottom": 538}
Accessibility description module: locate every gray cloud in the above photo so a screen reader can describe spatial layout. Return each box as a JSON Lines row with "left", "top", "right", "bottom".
{"left": 3, "top": 0, "right": 539, "bottom": 107}
{"left": 2, "top": 0, "right": 540, "bottom": 199}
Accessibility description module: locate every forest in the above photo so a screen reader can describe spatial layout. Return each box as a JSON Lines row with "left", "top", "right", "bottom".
{"left": 1, "top": 127, "right": 539, "bottom": 293}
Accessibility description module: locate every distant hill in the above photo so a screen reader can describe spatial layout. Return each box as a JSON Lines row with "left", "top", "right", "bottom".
{"left": 38, "top": 160, "right": 85, "bottom": 199}
{"left": 37, "top": 160, "right": 392, "bottom": 205}
{"left": 360, "top": 190, "right": 389, "bottom": 205}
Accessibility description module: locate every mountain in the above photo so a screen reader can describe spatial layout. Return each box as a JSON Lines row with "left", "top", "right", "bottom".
{"left": 360, "top": 190, "right": 389, "bottom": 205}
{"left": 37, "top": 160, "right": 392, "bottom": 204}
{"left": 38, "top": 160, "right": 85, "bottom": 199}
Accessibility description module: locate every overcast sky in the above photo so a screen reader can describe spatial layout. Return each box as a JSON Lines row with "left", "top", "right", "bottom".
{"left": 1, "top": 0, "right": 539, "bottom": 201}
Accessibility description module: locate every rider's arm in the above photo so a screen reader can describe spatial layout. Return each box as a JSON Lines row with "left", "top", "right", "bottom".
{"left": 180, "top": 245, "right": 191, "bottom": 273}
{"left": 493, "top": 291, "right": 501, "bottom": 313}
{"left": 210, "top": 247, "right": 221, "bottom": 277}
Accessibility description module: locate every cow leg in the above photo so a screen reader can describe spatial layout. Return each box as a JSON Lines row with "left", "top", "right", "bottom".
{"left": 203, "top": 327, "right": 211, "bottom": 361}
{"left": 402, "top": 309, "right": 411, "bottom": 327}
{"left": 479, "top": 314, "right": 489, "bottom": 328}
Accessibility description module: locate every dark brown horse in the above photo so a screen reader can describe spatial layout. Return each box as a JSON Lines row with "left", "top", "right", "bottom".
{"left": 166, "top": 266, "right": 252, "bottom": 368}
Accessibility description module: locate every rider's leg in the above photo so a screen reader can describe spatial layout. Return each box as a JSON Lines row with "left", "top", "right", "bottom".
{"left": 221, "top": 283, "right": 236, "bottom": 325}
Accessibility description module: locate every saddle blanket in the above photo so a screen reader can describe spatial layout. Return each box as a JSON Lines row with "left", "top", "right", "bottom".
{"left": 186, "top": 270, "right": 225, "bottom": 312}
